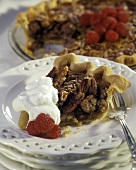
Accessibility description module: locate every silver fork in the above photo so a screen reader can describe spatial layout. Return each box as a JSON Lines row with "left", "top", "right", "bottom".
{"left": 109, "top": 92, "right": 136, "bottom": 161}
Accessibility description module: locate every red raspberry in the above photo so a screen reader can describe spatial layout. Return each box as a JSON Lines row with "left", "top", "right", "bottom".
{"left": 95, "top": 23, "right": 106, "bottom": 36}
{"left": 105, "top": 30, "right": 119, "bottom": 42}
{"left": 38, "top": 133, "right": 48, "bottom": 138}
{"left": 116, "top": 22, "right": 129, "bottom": 37}
{"left": 35, "top": 113, "right": 55, "bottom": 133}
{"left": 45, "top": 125, "right": 61, "bottom": 139}
{"left": 26, "top": 121, "right": 39, "bottom": 136}
{"left": 79, "top": 13, "right": 92, "bottom": 26}
{"left": 117, "top": 10, "right": 130, "bottom": 23}
{"left": 26, "top": 113, "right": 61, "bottom": 139}
{"left": 101, "top": 6, "right": 117, "bottom": 19}
{"left": 103, "top": 16, "right": 117, "bottom": 29}
{"left": 90, "top": 12, "right": 101, "bottom": 26}
{"left": 86, "top": 31, "right": 100, "bottom": 44}
{"left": 116, "top": 7, "right": 125, "bottom": 12}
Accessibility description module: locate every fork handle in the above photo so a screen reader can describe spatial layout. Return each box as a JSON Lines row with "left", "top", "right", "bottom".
{"left": 119, "top": 118, "right": 136, "bottom": 159}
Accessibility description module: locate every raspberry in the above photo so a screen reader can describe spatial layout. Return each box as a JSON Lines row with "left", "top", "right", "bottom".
{"left": 116, "top": 22, "right": 129, "bottom": 37}
{"left": 101, "top": 6, "right": 117, "bottom": 19}
{"left": 79, "top": 13, "right": 92, "bottom": 26}
{"left": 116, "top": 7, "right": 125, "bottom": 12}
{"left": 38, "top": 133, "right": 48, "bottom": 138}
{"left": 45, "top": 125, "right": 61, "bottom": 139}
{"left": 35, "top": 113, "right": 55, "bottom": 133}
{"left": 86, "top": 31, "right": 100, "bottom": 44}
{"left": 117, "top": 10, "right": 130, "bottom": 23}
{"left": 26, "top": 121, "right": 39, "bottom": 136}
{"left": 105, "top": 30, "right": 119, "bottom": 42}
{"left": 95, "top": 23, "right": 106, "bottom": 36}
{"left": 103, "top": 16, "right": 117, "bottom": 29}
{"left": 90, "top": 12, "right": 101, "bottom": 26}
{"left": 26, "top": 113, "right": 61, "bottom": 139}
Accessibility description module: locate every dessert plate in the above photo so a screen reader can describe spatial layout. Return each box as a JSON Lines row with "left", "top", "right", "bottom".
{"left": 0, "top": 139, "right": 133, "bottom": 170}
{"left": 0, "top": 55, "right": 135, "bottom": 157}
{"left": 0, "top": 142, "right": 113, "bottom": 165}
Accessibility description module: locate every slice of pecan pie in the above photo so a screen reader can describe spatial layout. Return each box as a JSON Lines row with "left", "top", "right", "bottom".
{"left": 15, "top": 0, "right": 136, "bottom": 66}
{"left": 47, "top": 53, "right": 130, "bottom": 126}
{"left": 15, "top": 53, "right": 130, "bottom": 137}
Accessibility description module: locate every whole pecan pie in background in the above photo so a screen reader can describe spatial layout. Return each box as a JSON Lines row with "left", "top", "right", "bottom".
{"left": 16, "top": 0, "right": 136, "bottom": 66}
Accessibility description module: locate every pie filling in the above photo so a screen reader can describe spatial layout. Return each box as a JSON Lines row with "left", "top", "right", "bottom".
{"left": 47, "top": 65, "right": 109, "bottom": 126}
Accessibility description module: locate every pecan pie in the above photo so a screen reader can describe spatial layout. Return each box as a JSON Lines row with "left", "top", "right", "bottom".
{"left": 46, "top": 53, "right": 130, "bottom": 126}
{"left": 16, "top": 0, "right": 136, "bottom": 66}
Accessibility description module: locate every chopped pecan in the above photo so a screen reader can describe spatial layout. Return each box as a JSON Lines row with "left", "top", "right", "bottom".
{"left": 66, "top": 73, "right": 84, "bottom": 82}
{"left": 59, "top": 90, "right": 69, "bottom": 104}
{"left": 28, "top": 21, "right": 42, "bottom": 35}
{"left": 53, "top": 66, "right": 69, "bottom": 88}
{"left": 61, "top": 22, "right": 76, "bottom": 36}
{"left": 80, "top": 95, "right": 97, "bottom": 113}
{"left": 63, "top": 80, "right": 77, "bottom": 93}
{"left": 97, "top": 83, "right": 108, "bottom": 99}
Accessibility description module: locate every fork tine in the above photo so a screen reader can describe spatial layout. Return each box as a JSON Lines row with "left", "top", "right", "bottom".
{"left": 112, "top": 94, "right": 119, "bottom": 109}
{"left": 115, "top": 92, "right": 126, "bottom": 112}
{"left": 111, "top": 92, "right": 126, "bottom": 113}
{"left": 116, "top": 92, "right": 126, "bottom": 107}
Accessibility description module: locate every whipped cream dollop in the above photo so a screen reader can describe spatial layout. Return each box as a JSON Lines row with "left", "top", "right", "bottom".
{"left": 12, "top": 76, "right": 60, "bottom": 125}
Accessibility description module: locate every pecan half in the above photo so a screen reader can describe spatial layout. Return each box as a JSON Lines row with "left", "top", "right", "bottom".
{"left": 62, "top": 92, "right": 85, "bottom": 113}
{"left": 80, "top": 78, "right": 91, "bottom": 93}
{"left": 28, "top": 20, "right": 42, "bottom": 36}
{"left": 88, "top": 78, "right": 97, "bottom": 96}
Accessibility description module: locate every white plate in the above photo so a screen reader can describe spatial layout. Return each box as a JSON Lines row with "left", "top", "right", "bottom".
{"left": 0, "top": 142, "right": 111, "bottom": 165}
{"left": 0, "top": 142, "right": 133, "bottom": 170}
{"left": 0, "top": 55, "right": 136, "bottom": 157}
{"left": 0, "top": 139, "right": 132, "bottom": 165}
